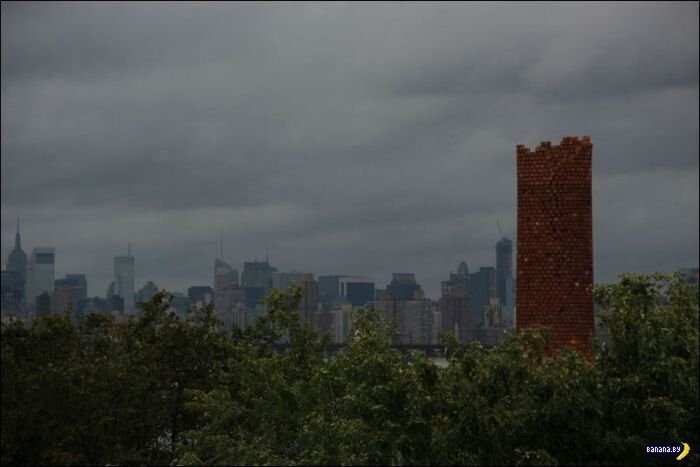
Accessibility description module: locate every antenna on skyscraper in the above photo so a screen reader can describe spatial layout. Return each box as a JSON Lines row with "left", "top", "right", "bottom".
{"left": 220, "top": 229, "right": 224, "bottom": 259}
{"left": 497, "top": 220, "right": 504, "bottom": 239}
{"left": 128, "top": 242, "right": 131, "bottom": 256}
{"left": 265, "top": 241, "right": 269, "bottom": 264}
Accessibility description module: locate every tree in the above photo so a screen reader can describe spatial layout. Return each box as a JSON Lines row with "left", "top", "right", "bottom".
{"left": 2, "top": 274, "right": 697, "bottom": 465}
{"left": 594, "top": 273, "right": 699, "bottom": 465}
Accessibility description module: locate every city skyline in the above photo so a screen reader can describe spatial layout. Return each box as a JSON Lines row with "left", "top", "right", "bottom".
{"left": 5, "top": 224, "right": 516, "bottom": 302}
{"left": 3, "top": 224, "right": 697, "bottom": 304}
{"left": 2, "top": 2, "right": 698, "bottom": 299}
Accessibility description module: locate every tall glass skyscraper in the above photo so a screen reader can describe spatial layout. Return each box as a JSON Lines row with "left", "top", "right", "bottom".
{"left": 114, "top": 252, "right": 135, "bottom": 315}
{"left": 468, "top": 266, "right": 496, "bottom": 327}
{"left": 496, "top": 237, "right": 513, "bottom": 308}
{"left": 27, "top": 247, "right": 55, "bottom": 311}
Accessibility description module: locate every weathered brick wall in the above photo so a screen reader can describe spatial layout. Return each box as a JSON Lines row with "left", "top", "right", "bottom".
{"left": 516, "top": 136, "right": 594, "bottom": 358}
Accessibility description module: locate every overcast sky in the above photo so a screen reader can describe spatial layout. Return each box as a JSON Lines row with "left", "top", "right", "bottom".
{"left": 2, "top": 2, "right": 698, "bottom": 299}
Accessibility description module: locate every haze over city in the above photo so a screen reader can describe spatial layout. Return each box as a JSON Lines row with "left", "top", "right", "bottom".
{"left": 2, "top": 2, "right": 698, "bottom": 299}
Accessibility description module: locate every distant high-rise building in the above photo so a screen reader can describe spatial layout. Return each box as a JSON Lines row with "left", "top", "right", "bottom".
{"left": 1, "top": 270, "right": 24, "bottom": 316}
{"left": 483, "top": 297, "right": 503, "bottom": 328}
{"left": 65, "top": 274, "right": 88, "bottom": 300}
{"left": 274, "top": 272, "right": 319, "bottom": 322}
{"left": 432, "top": 308, "right": 442, "bottom": 345}
{"left": 332, "top": 303, "right": 353, "bottom": 344}
{"left": 136, "top": 281, "right": 159, "bottom": 305}
{"left": 36, "top": 291, "right": 51, "bottom": 315}
{"left": 53, "top": 282, "right": 77, "bottom": 315}
{"left": 214, "top": 257, "right": 240, "bottom": 320}
{"left": 496, "top": 237, "right": 513, "bottom": 307}
{"left": 468, "top": 267, "right": 496, "bottom": 328}
{"left": 5, "top": 217, "right": 27, "bottom": 302}
{"left": 373, "top": 295, "right": 434, "bottom": 345}
{"left": 54, "top": 274, "right": 87, "bottom": 317}
{"left": 241, "top": 260, "right": 276, "bottom": 289}
{"left": 244, "top": 287, "right": 267, "bottom": 309}
{"left": 387, "top": 273, "right": 421, "bottom": 301}
{"left": 214, "top": 258, "right": 238, "bottom": 293}
{"left": 314, "top": 307, "right": 334, "bottom": 336}
{"left": 188, "top": 286, "right": 213, "bottom": 307}
{"left": 114, "top": 250, "right": 135, "bottom": 315}
{"left": 106, "top": 281, "right": 115, "bottom": 300}
{"left": 441, "top": 261, "right": 469, "bottom": 297}
{"left": 109, "top": 295, "right": 124, "bottom": 314}
{"left": 318, "top": 275, "right": 374, "bottom": 308}
{"left": 26, "top": 247, "right": 55, "bottom": 311}
{"left": 473, "top": 298, "right": 509, "bottom": 346}
{"left": 167, "top": 292, "right": 191, "bottom": 318}
{"left": 440, "top": 261, "right": 470, "bottom": 343}
{"left": 272, "top": 271, "right": 308, "bottom": 291}
{"left": 215, "top": 282, "right": 246, "bottom": 329}
{"left": 300, "top": 277, "right": 319, "bottom": 323}
{"left": 339, "top": 276, "right": 374, "bottom": 307}
{"left": 402, "top": 300, "right": 434, "bottom": 345}
{"left": 318, "top": 275, "right": 342, "bottom": 305}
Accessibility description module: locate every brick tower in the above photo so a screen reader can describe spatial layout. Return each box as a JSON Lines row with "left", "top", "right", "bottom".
{"left": 516, "top": 136, "right": 594, "bottom": 358}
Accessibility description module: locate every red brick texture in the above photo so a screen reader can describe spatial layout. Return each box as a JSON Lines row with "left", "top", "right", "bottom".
{"left": 516, "top": 136, "right": 594, "bottom": 359}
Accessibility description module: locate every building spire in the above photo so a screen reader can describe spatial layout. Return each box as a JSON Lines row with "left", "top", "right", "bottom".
{"left": 265, "top": 241, "right": 269, "bottom": 264}
{"left": 220, "top": 229, "right": 223, "bottom": 259}
{"left": 14, "top": 215, "right": 21, "bottom": 249}
{"left": 128, "top": 242, "right": 131, "bottom": 256}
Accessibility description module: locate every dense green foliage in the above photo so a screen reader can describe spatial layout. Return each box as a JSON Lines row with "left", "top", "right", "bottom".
{"left": 1, "top": 273, "right": 698, "bottom": 465}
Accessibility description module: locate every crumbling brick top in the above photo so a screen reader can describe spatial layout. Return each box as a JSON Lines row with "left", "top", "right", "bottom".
{"left": 517, "top": 136, "right": 592, "bottom": 157}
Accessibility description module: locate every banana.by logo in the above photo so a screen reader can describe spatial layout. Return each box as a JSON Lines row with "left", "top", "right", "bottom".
{"left": 646, "top": 443, "right": 690, "bottom": 461}
{"left": 676, "top": 442, "right": 690, "bottom": 461}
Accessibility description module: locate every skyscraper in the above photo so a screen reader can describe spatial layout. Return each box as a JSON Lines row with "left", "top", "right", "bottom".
{"left": 496, "top": 237, "right": 513, "bottom": 308}
{"left": 441, "top": 261, "right": 469, "bottom": 297}
{"left": 318, "top": 275, "right": 342, "bottom": 306}
{"left": 339, "top": 276, "right": 375, "bottom": 307}
{"left": 241, "top": 260, "right": 276, "bottom": 309}
{"left": 5, "top": 217, "right": 27, "bottom": 301}
{"left": 136, "top": 280, "right": 159, "bottom": 305}
{"left": 214, "top": 257, "right": 239, "bottom": 320}
{"left": 64, "top": 274, "right": 88, "bottom": 303}
{"left": 36, "top": 291, "right": 51, "bottom": 315}
{"left": 54, "top": 274, "right": 87, "bottom": 317}
{"left": 241, "top": 260, "right": 276, "bottom": 289}
{"left": 300, "top": 276, "right": 319, "bottom": 323}
{"left": 114, "top": 248, "right": 135, "bottom": 315}
{"left": 372, "top": 294, "right": 434, "bottom": 345}
{"left": 468, "top": 267, "right": 496, "bottom": 328}
{"left": 215, "top": 282, "right": 246, "bottom": 329}
{"left": 387, "top": 273, "right": 421, "bottom": 301}
{"left": 188, "top": 286, "right": 213, "bottom": 306}
{"left": 53, "top": 282, "right": 78, "bottom": 315}
{"left": 26, "top": 247, "right": 55, "bottom": 311}
{"left": 214, "top": 258, "right": 238, "bottom": 293}
{"left": 440, "top": 261, "right": 470, "bottom": 343}
{"left": 1, "top": 270, "right": 23, "bottom": 315}
{"left": 271, "top": 271, "right": 319, "bottom": 322}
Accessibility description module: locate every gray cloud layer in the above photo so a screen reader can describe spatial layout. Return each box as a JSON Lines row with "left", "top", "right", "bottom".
{"left": 2, "top": 2, "right": 698, "bottom": 299}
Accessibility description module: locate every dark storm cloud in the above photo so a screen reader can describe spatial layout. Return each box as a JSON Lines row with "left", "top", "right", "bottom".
{"left": 2, "top": 2, "right": 698, "bottom": 298}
